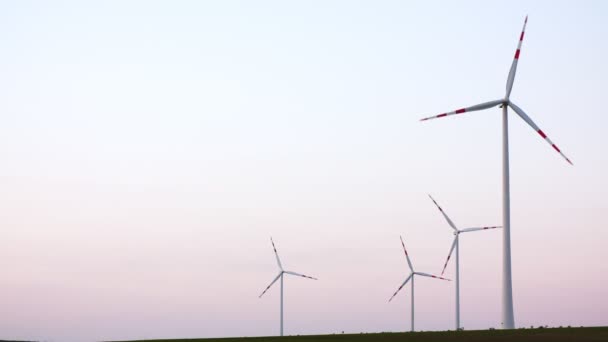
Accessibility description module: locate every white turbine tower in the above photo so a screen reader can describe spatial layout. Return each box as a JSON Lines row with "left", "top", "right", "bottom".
{"left": 389, "top": 236, "right": 450, "bottom": 332}
{"left": 259, "top": 237, "right": 317, "bottom": 337}
{"left": 427, "top": 194, "right": 501, "bottom": 330}
{"left": 419, "top": 16, "right": 572, "bottom": 329}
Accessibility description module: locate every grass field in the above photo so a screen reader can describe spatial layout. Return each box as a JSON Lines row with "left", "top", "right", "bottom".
{"left": 116, "top": 326, "right": 608, "bottom": 342}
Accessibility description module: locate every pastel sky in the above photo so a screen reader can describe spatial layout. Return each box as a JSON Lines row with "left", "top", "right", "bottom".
{"left": 1, "top": 1, "right": 607, "bottom": 341}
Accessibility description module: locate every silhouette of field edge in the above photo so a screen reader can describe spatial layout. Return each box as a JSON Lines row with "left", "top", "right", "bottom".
{"left": 111, "top": 326, "right": 608, "bottom": 342}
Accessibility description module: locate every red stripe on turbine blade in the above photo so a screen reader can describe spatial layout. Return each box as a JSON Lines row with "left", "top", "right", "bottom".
{"left": 520, "top": 32, "right": 525, "bottom": 41}
{"left": 552, "top": 144, "right": 561, "bottom": 153}
{"left": 455, "top": 108, "right": 466, "bottom": 114}
{"left": 538, "top": 130, "right": 547, "bottom": 138}
{"left": 442, "top": 257, "right": 450, "bottom": 274}
{"left": 437, "top": 113, "right": 447, "bottom": 118}
{"left": 515, "top": 49, "right": 521, "bottom": 59}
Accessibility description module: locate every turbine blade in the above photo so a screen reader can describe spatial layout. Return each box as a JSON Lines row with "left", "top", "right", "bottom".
{"left": 506, "top": 16, "right": 528, "bottom": 99}
{"left": 270, "top": 237, "right": 283, "bottom": 270}
{"left": 440, "top": 236, "right": 458, "bottom": 276}
{"left": 400, "top": 236, "right": 414, "bottom": 272}
{"left": 508, "top": 101, "right": 573, "bottom": 165}
{"left": 428, "top": 195, "right": 458, "bottom": 230}
{"left": 460, "top": 226, "right": 501, "bottom": 233}
{"left": 415, "top": 272, "right": 451, "bottom": 281}
{"left": 419, "top": 100, "right": 503, "bottom": 122}
{"left": 259, "top": 272, "right": 282, "bottom": 298}
{"left": 388, "top": 273, "right": 413, "bottom": 302}
{"left": 284, "top": 270, "right": 318, "bottom": 280}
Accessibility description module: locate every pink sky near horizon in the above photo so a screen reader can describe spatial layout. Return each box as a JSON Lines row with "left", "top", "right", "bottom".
{"left": 1, "top": 1, "right": 607, "bottom": 341}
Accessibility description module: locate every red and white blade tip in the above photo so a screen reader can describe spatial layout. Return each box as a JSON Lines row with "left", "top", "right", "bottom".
{"left": 300, "top": 274, "right": 317, "bottom": 280}
{"left": 417, "top": 272, "right": 451, "bottom": 281}
{"left": 514, "top": 16, "right": 528, "bottom": 60}
{"left": 420, "top": 108, "right": 467, "bottom": 122}
{"left": 427, "top": 194, "right": 442, "bottom": 211}
{"left": 440, "top": 238, "right": 457, "bottom": 275}
{"left": 400, "top": 235, "right": 409, "bottom": 256}
{"left": 441, "top": 256, "right": 451, "bottom": 276}
{"left": 419, "top": 100, "right": 503, "bottom": 122}
{"left": 536, "top": 129, "right": 573, "bottom": 165}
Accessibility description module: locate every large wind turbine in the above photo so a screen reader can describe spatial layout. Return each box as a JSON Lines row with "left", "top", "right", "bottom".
{"left": 428, "top": 194, "right": 501, "bottom": 330}
{"left": 259, "top": 237, "right": 317, "bottom": 336}
{"left": 389, "top": 236, "right": 450, "bottom": 332}
{"left": 419, "top": 17, "right": 572, "bottom": 329}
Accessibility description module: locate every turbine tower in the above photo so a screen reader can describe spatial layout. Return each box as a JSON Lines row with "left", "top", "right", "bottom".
{"left": 419, "top": 16, "right": 572, "bottom": 329}
{"left": 259, "top": 237, "right": 317, "bottom": 336}
{"left": 428, "top": 194, "right": 501, "bottom": 330}
{"left": 389, "top": 236, "right": 450, "bottom": 332}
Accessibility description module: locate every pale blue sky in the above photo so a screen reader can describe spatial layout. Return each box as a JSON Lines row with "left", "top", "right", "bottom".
{"left": 1, "top": 1, "right": 607, "bottom": 341}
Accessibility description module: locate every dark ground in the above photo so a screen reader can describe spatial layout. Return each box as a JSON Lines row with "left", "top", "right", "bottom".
{"left": 115, "top": 326, "right": 608, "bottom": 342}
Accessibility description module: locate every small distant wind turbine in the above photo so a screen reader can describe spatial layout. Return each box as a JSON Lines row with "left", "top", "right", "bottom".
{"left": 419, "top": 16, "right": 572, "bottom": 329}
{"left": 428, "top": 194, "right": 501, "bottom": 330}
{"left": 259, "top": 237, "right": 317, "bottom": 336}
{"left": 389, "top": 236, "right": 450, "bottom": 332}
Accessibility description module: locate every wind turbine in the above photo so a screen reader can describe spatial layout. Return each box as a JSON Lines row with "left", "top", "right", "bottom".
{"left": 389, "top": 236, "right": 450, "bottom": 332}
{"left": 419, "top": 16, "right": 572, "bottom": 329}
{"left": 259, "top": 237, "right": 317, "bottom": 336}
{"left": 428, "top": 194, "right": 501, "bottom": 330}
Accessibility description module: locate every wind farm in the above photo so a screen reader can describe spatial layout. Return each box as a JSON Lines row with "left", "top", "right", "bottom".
{"left": 1, "top": 2, "right": 606, "bottom": 342}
